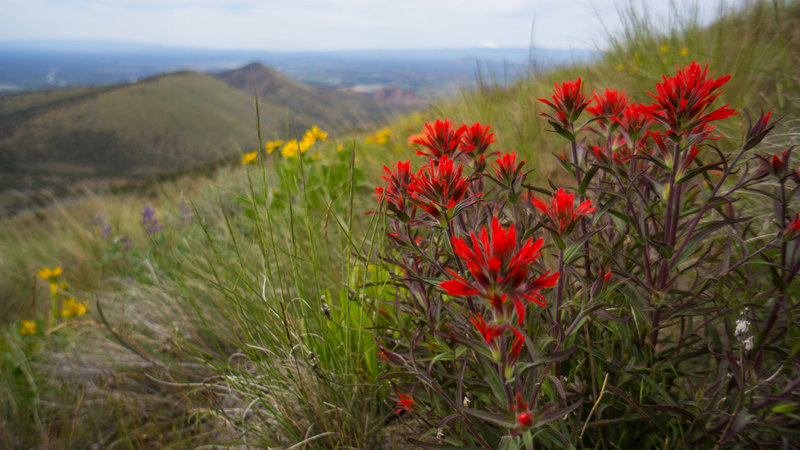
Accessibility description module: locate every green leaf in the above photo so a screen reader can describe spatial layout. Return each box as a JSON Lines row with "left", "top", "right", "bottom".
{"left": 721, "top": 408, "right": 755, "bottom": 444}
{"left": 481, "top": 359, "right": 507, "bottom": 403}
{"left": 592, "top": 197, "right": 619, "bottom": 226}
{"left": 523, "top": 430, "right": 533, "bottom": 450}
{"left": 673, "top": 218, "right": 746, "bottom": 266}
{"left": 578, "top": 165, "right": 600, "bottom": 196}
{"left": 675, "top": 161, "right": 723, "bottom": 184}
{"left": 534, "top": 400, "right": 582, "bottom": 427}
{"left": 772, "top": 403, "right": 796, "bottom": 414}
{"left": 462, "top": 407, "right": 515, "bottom": 428}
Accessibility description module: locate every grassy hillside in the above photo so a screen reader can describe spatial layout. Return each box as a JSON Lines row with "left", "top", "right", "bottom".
{"left": 0, "top": 72, "right": 280, "bottom": 174}
{"left": 1, "top": 0, "right": 799, "bottom": 448}
{"left": 217, "top": 62, "right": 404, "bottom": 132}
{"left": 0, "top": 66, "right": 408, "bottom": 216}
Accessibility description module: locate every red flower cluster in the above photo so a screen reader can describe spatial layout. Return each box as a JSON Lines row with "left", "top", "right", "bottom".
{"left": 512, "top": 392, "right": 533, "bottom": 428}
{"left": 407, "top": 155, "right": 478, "bottom": 225}
{"left": 441, "top": 217, "right": 559, "bottom": 325}
{"left": 461, "top": 121, "right": 497, "bottom": 166}
{"left": 412, "top": 119, "right": 467, "bottom": 161}
{"left": 491, "top": 152, "right": 524, "bottom": 189}
{"left": 641, "top": 61, "right": 737, "bottom": 134}
{"left": 530, "top": 188, "right": 596, "bottom": 236}
{"left": 612, "top": 102, "right": 653, "bottom": 145}
{"left": 470, "top": 312, "right": 503, "bottom": 344}
{"left": 586, "top": 88, "right": 628, "bottom": 119}
{"left": 375, "top": 160, "right": 415, "bottom": 221}
{"left": 411, "top": 119, "right": 498, "bottom": 169}
{"left": 395, "top": 392, "right": 415, "bottom": 414}
{"left": 539, "top": 78, "right": 593, "bottom": 126}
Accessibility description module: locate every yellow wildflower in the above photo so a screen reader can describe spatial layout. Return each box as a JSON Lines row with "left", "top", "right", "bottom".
{"left": 366, "top": 128, "right": 391, "bottom": 145}
{"left": 304, "top": 126, "right": 328, "bottom": 143}
{"left": 336, "top": 144, "right": 343, "bottom": 152}
{"left": 265, "top": 140, "right": 284, "bottom": 154}
{"left": 281, "top": 139, "right": 313, "bottom": 158}
{"left": 20, "top": 320, "right": 37, "bottom": 336}
{"left": 660, "top": 44, "right": 669, "bottom": 53}
{"left": 615, "top": 63, "right": 625, "bottom": 71}
{"left": 301, "top": 135, "right": 316, "bottom": 149}
{"left": 281, "top": 140, "right": 300, "bottom": 158}
{"left": 37, "top": 266, "right": 62, "bottom": 281}
{"left": 61, "top": 297, "right": 88, "bottom": 318}
{"left": 242, "top": 151, "right": 258, "bottom": 165}
{"left": 49, "top": 282, "right": 59, "bottom": 296}
{"left": 680, "top": 47, "right": 689, "bottom": 56}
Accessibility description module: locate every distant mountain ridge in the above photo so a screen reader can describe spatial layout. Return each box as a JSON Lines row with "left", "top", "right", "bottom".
{"left": 215, "top": 63, "right": 411, "bottom": 131}
{"left": 0, "top": 41, "right": 599, "bottom": 94}
{"left": 0, "top": 63, "right": 410, "bottom": 215}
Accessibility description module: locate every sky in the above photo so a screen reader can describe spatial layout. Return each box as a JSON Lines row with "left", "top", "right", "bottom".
{"left": 0, "top": 0, "right": 739, "bottom": 51}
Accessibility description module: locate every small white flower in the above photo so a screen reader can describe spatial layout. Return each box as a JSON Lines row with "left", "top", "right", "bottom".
{"left": 743, "top": 336, "right": 754, "bottom": 352}
{"left": 436, "top": 428, "right": 445, "bottom": 443}
{"left": 735, "top": 308, "right": 754, "bottom": 351}
{"left": 735, "top": 317, "right": 750, "bottom": 338}
{"left": 462, "top": 393, "right": 472, "bottom": 408}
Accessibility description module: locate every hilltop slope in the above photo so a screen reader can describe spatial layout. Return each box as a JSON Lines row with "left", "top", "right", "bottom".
{"left": 0, "top": 72, "right": 285, "bottom": 177}
{"left": 216, "top": 62, "right": 406, "bottom": 131}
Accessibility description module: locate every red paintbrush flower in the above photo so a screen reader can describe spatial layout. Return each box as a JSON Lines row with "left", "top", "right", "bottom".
{"left": 508, "top": 327, "right": 525, "bottom": 365}
{"left": 539, "top": 78, "right": 592, "bottom": 134}
{"left": 407, "top": 155, "right": 478, "bottom": 225}
{"left": 586, "top": 88, "right": 628, "bottom": 119}
{"left": 511, "top": 391, "right": 532, "bottom": 427}
{"left": 641, "top": 61, "right": 737, "bottom": 134}
{"left": 768, "top": 148, "right": 796, "bottom": 177}
{"left": 395, "top": 392, "right": 415, "bottom": 414}
{"left": 612, "top": 102, "right": 653, "bottom": 145}
{"left": 470, "top": 313, "right": 503, "bottom": 344}
{"left": 491, "top": 152, "right": 525, "bottom": 189}
{"left": 539, "top": 78, "right": 592, "bottom": 122}
{"left": 376, "top": 160, "right": 416, "bottom": 221}
{"left": 412, "top": 119, "right": 467, "bottom": 161}
{"left": 440, "top": 217, "right": 559, "bottom": 325}
{"left": 744, "top": 108, "right": 777, "bottom": 151}
{"left": 517, "top": 412, "right": 533, "bottom": 428}
{"left": 530, "top": 188, "right": 596, "bottom": 236}
{"left": 460, "top": 122, "right": 496, "bottom": 155}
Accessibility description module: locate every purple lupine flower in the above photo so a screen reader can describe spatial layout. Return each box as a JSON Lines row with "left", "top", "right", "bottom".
{"left": 142, "top": 205, "right": 164, "bottom": 235}
{"left": 101, "top": 224, "right": 112, "bottom": 238}
{"left": 92, "top": 213, "right": 112, "bottom": 238}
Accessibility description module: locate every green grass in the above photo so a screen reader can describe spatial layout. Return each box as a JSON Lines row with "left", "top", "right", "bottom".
{"left": 0, "top": 0, "right": 798, "bottom": 447}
